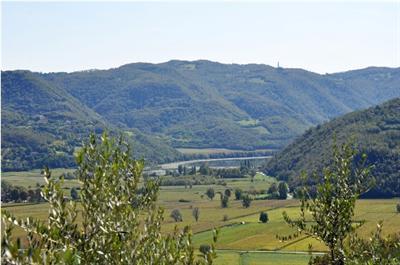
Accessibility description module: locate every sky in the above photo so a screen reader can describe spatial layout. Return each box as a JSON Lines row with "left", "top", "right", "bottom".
{"left": 2, "top": 1, "right": 400, "bottom": 74}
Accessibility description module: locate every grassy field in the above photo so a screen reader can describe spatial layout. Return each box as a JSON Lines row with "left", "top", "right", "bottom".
{"left": 2, "top": 168, "right": 78, "bottom": 189}
{"left": 210, "top": 251, "right": 315, "bottom": 265}
{"left": 176, "top": 148, "right": 274, "bottom": 155}
{"left": 193, "top": 199, "right": 400, "bottom": 252}
{"left": 2, "top": 168, "right": 400, "bottom": 265}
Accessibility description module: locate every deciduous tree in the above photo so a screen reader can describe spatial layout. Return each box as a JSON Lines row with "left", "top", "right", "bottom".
{"left": 259, "top": 212, "right": 269, "bottom": 223}
{"left": 234, "top": 188, "right": 242, "bottom": 200}
{"left": 278, "top": 181, "right": 288, "bottom": 199}
{"left": 1, "top": 133, "right": 217, "bottom": 265}
{"left": 171, "top": 209, "right": 183, "bottom": 222}
{"left": 206, "top": 187, "right": 215, "bottom": 200}
{"left": 282, "top": 141, "right": 372, "bottom": 265}
{"left": 242, "top": 195, "right": 252, "bottom": 208}
{"left": 220, "top": 195, "right": 229, "bottom": 208}
{"left": 192, "top": 207, "right": 200, "bottom": 222}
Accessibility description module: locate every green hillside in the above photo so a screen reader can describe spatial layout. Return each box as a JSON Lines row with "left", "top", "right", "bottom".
{"left": 1, "top": 71, "right": 181, "bottom": 171}
{"left": 264, "top": 98, "right": 400, "bottom": 197}
{"left": 2, "top": 61, "right": 400, "bottom": 171}
{"left": 42, "top": 61, "right": 400, "bottom": 149}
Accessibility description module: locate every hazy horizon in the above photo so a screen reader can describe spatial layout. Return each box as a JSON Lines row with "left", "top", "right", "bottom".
{"left": 2, "top": 1, "right": 400, "bottom": 74}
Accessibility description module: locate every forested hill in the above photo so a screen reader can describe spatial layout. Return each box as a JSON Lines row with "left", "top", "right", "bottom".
{"left": 42, "top": 62, "right": 400, "bottom": 150}
{"left": 2, "top": 61, "right": 400, "bottom": 171}
{"left": 1, "top": 71, "right": 181, "bottom": 171}
{"left": 264, "top": 98, "right": 400, "bottom": 198}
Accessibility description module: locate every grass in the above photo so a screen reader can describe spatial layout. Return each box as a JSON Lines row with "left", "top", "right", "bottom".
{"left": 212, "top": 251, "right": 314, "bottom": 265}
{"left": 210, "top": 250, "right": 316, "bottom": 265}
{"left": 193, "top": 199, "right": 400, "bottom": 252}
{"left": 2, "top": 203, "right": 51, "bottom": 220}
{"left": 240, "top": 252, "right": 312, "bottom": 265}
{"left": 2, "top": 168, "right": 400, "bottom": 264}
{"left": 4, "top": 178, "right": 399, "bottom": 251}
{"left": 2, "top": 168, "right": 78, "bottom": 189}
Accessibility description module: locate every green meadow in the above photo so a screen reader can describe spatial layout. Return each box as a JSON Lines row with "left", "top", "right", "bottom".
{"left": 2, "top": 169, "right": 399, "bottom": 265}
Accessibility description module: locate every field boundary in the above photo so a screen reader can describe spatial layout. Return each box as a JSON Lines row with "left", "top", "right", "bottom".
{"left": 274, "top": 235, "right": 312, "bottom": 251}
{"left": 193, "top": 201, "right": 299, "bottom": 236}
{"left": 1, "top": 202, "right": 47, "bottom": 208}
{"left": 226, "top": 204, "right": 299, "bottom": 223}
{"left": 192, "top": 203, "right": 299, "bottom": 235}
{"left": 217, "top": 249, "right": 327, "bottom": 255}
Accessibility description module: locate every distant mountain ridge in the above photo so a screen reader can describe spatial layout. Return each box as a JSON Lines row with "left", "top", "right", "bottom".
{"left": 264, "top": 98, "right": 400, "bottom": 197}
{"left": 2, "top": 60, "right": 400, "bottom": 171}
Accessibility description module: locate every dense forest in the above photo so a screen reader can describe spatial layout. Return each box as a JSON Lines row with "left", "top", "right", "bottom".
{"left": 264, "top": 98, "right": 400, "bottom": 197}
{"left": 2, "top": 61, "right": 400, "bottom": 171}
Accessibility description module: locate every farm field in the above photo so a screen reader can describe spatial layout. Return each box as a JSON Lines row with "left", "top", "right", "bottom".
{"left": 193, "top": 199, "right": 399, "bottom": 252}
{"left": 5, "top": 197, "right": 398, "bottom": 250}
{"left": 214, "top": 251, "right": 316, "bottom": 265}
{"left": 1, "top": 168, "right": 77, "bottom": 188}
{"left": 2, "top": 168, "right": 400, "bottom": 264}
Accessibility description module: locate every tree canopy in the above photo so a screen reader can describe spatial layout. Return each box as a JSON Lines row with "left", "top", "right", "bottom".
{"left": 1, "top": 133, "right": 217, "bottom": 264}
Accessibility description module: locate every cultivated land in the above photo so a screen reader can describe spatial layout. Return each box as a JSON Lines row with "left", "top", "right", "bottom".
{"left": 213, "top": 251, "right": 317, "bottom": 265}
{"left": 2, "top": 169, "right": 400, "bottom": 265}
{"left": 1, "top": 168, "right": 77, "bottom": 188}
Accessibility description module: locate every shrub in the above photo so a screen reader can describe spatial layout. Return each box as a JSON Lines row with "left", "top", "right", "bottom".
{"left": 259, "top": 212, "right": 269, "bottom": 223}
{"left": 222, "top": 215, "right": 229, "bottom": 222}
{"left": 242, "top": 195, "right": 252, "bottom": 208}
{"left": 199, "top": 244, "right": 211, "bottom": 255}
{"left": 234, "top": 188, "right": 242, "bottom": 200}
{"left": 220, "top": 195, "right": 229, "bottom": 208}
{"left": 170, "top": 209, "right": 183, "bottom": 222}
{"left": 206, "top": 187, "right": 215, "bottom": 200}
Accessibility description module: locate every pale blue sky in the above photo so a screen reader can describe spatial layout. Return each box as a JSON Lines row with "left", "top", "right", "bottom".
{"left": 2, "top": 1, "right": 399, "bottom": 73}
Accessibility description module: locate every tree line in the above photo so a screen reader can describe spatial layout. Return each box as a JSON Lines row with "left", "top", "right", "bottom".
{"left": 2, "top": 134, "right": 399, "bottom": 264}
{"left": 1, "top": 181, "right": 43, "bottom": 203}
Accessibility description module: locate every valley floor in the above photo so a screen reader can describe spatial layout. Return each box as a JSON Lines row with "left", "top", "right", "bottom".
{"left": 2, "top": 169, "right": 399, "bottom": 265}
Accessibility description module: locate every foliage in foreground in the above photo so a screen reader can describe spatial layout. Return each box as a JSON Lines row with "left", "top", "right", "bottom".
{"left": 345, "top": 222, "right": 400, "bottom": 265}
{"left": 282, "top": 141, "right": 372, "bottom": 265}
{"left": 1, "top": 133, "right": 217, "bottom": 264}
